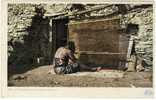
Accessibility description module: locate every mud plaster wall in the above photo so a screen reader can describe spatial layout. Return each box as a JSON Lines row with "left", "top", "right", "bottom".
{"left": 69, "top": 19, "right": 121, "bottom": 52}
{"left": 69, "top": 18, "right": 129, "bottom": 66}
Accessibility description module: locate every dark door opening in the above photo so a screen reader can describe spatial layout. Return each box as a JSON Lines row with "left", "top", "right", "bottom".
{"left": 52, "top": 17, "right": 69, "bottom": 54}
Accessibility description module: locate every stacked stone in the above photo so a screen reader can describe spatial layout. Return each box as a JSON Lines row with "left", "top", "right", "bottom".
{"left": 7, "top": 4, "right": 67, "bottom": 67}
{"left": 8, "top": 4, "right": 36, "bottom": 65}
{"left": 8, "top": 4, "right": 153, "bottom": 69}
{"left": 8, "top": 4, "right": 35, "bottom": 40}
{"left": 122, "top": 7, "right": 153, "bottom": 68}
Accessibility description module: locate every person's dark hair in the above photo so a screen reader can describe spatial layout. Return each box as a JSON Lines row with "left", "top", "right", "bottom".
{"left": 66, "top": 41, "right": 75, "bottom": 53}
{"left": 35, "top": 5, "right": 46, "bottom": 15}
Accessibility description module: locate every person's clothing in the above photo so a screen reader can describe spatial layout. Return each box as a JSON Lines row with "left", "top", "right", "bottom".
{"left": 53, "top": 47, "right": 79, "bottom": 74}
{"left": 54, "top": 59, "right": 80, "bottom": 74}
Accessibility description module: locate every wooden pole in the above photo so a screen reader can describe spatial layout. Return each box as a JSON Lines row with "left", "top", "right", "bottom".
{"left": 125, "top": 36, "right": 134, "bottom": 68}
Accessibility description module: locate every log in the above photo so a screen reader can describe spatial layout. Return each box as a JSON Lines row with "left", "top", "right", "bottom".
{"left": 53, "top": 5, "right": 113, "bottom": 20}
{"left": 125, "top": 36, "right": 134, "bottom": 68}
{"left": 78, "top": 51, "right": 126, "bottom": 55}
{"left": 70, "top": 5, "right": 113, "bottom": 16}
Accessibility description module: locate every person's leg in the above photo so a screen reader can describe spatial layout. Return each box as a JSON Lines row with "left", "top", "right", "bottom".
{"left": 52, "top": 58, "right": 67, "bottom": 74}
{"left": 78, "top": 63, "right": 101, "bottom": 72}
{"left": 48, "top": 64, "right": 55, "bottom": 74}
{"left": 65, "top": 63, "right": 80, "bottom": 74}
{"left": 54, "top": 67, "right": 66, "bottom": 75}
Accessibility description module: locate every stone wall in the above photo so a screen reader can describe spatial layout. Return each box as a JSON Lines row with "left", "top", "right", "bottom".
{"left": 8, "top": 4, "right": 36, "bottom": 66}
{"left": 69, "top": 4, "right": 153, "bottom": 68}
{"left": 73, "top": 5, "right": 153, "bottom": 68}
{"left": 8, "top": 4, "right": 52, "bottom": 69}
{"left": 122, "top": 6, "right": 153, "bottom": 68}
{"left": 8, "top": 4, "right": 153, "bottom": 71}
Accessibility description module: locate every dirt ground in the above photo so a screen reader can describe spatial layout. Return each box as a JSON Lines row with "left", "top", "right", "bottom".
{"left": 8, "top": 65, "right": 153, "bottom": 87}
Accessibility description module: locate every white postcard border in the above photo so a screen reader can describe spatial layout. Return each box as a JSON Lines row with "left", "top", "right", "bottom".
{"left": 0, "top": 0, "right": 155, "bottom": 98}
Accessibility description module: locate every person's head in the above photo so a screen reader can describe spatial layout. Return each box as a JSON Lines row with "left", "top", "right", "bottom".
{"left": 35, "top": 5, "right": 46, "bottom": 17}
{"left": 65, "top": 41, "right": 75, "bottom": 53}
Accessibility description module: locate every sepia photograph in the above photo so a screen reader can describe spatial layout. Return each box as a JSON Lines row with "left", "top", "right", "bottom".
{"left": 6, "top": 3, "right": 153, "bottom": 88}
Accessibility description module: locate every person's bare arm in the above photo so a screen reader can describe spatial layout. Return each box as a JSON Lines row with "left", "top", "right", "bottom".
{"left": 48, "top": 64, "right": 55, "bottom": 74}
{"left": 68, "top": 50, "right": 77, "bottom": 63}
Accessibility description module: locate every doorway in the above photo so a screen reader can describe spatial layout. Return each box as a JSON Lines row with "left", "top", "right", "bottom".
{"left": 52, "top": 17, "right": 69, "bottom": 55}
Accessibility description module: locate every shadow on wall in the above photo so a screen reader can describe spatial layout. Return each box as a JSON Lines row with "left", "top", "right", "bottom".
{"left": 8, "top": 5, "right": 51, "bottom": 76}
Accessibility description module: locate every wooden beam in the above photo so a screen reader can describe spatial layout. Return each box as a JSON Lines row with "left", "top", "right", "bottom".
{"left": 52, "top": 5, "right": 114, "bottom": 20}
{"left": 70, "top": 5, "right": 113, "bottom": 16}
{"left": 76, "top": 51, "right": 126, "bottom": 55}
{"left": 125, "top": 36, "right": 134, "bottom": 68}
{"left": 18, "top": 5, "right": 114, "bottom": 20}
{"left": 18, "top": 12, "right": 68, "bottom": 18}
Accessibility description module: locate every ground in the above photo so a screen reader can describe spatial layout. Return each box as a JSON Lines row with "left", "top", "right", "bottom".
{"left": 8, "top": 65, "right": 153, "bottom": 87}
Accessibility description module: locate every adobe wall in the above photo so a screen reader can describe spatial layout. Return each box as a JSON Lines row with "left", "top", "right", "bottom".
{"left": 69, "top": 18, "right": 128, "bottom": 67}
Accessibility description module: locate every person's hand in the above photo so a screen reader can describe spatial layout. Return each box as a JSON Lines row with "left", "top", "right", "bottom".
{"left": 96, "top": 67, "right": 102, "bottom": 72}
{"left": 48, "top": 70, "right": 54, "bottom": 74}
{"left": 91, "top": 67, "right": 102, "bottom": 72}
